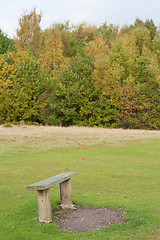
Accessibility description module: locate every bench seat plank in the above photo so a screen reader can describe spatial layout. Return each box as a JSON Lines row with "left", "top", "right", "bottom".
{"left": 26, "top": 172, "right": 76, "bottom": 191}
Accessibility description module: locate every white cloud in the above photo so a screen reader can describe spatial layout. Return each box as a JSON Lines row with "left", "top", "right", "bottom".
{"left": 1, "top": 0, "right": 160, "bottom": 37}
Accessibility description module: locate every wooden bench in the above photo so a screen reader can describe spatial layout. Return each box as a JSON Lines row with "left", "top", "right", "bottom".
{"left": 26, "top": 172, "right": 77, "bottom": 223}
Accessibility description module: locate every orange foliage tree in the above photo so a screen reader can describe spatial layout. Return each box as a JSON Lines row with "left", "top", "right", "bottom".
{"left": 15, "top": 8, "right": 42, "bottom": 56}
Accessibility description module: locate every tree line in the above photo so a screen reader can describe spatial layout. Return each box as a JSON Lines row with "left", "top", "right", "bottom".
{"left": 0, "top": 8, "right": 160, "bottom": 129}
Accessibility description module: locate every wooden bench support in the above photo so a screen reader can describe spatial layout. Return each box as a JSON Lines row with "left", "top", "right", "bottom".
{"left": 60, "top": 179, "right": 74, "bottom": 209}
{"left": 26, "top": 172, "right": 77, "bottom": 223}
{"left": 37, "top": 188, "right": 52, "bottom": 223}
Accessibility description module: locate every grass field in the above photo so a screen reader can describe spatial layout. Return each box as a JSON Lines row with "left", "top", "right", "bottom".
{"left": 0, "top": 126, "right": 160, "bottom": 239}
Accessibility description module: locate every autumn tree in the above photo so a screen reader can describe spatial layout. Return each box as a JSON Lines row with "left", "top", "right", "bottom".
{"left": 85, "top": 36, "right": 109, "bottom": 58}
{"left": 133, "top": 26, "right": 151, "bottom": 57}
{"left": 40, "top": 28, "right": 69, "bottom": 77}
{"left": 109, "top": 39, "right": 133, "bottom": 84}
{"left": 86, "top": 36, "right": 120, "bottom": 99}
{"left": 15, "top": 8, "right": 42, "bottom": 56}
{"left": 0, "top": 50, "right": 49, "bottom": 124}
{"left": 0, "top": 29, "right": 15, "bottom": 54}
{"left": 133, "top": 18, "right": 157, "bottom": 40}
{"left": 152, "top": 35, "right": 160, "bottom": 67}
{"left": 0, "top": 53, "right": 14, "bottom": 95}
{"left": 85, "top": 37, "right": 120, "bottom": 125}
{"left": 74, "top": 23, "right": 99, "bottom": 43}
{"left": 0, "top": 13, "right": 159, "bottom": 129}
{"left": 118, "top": 42, "right": 160, "bottom": 129}
{"left": 47, "top": 54, "right": 96, "bottom": 126}
{"left": 118, "top": 84, "right": 145, "bottom": 129}
{"left": 51, "top": 22, "right": 82, "bottom": 58}
{"left": 47, "top": 52, "right": 119, "bottom": 127}
{"left": 98, "top": 22, "right": 119, "bottom": 46}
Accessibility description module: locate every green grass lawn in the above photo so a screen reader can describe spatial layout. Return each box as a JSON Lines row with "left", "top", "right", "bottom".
{"left": 0, "top": 138, "right": 160, "bottom": 239}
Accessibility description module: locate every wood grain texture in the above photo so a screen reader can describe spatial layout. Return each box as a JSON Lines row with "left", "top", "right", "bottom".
{"left": 26, "top": 172, "right": 77, "bottom": 191}
{"left": 37, "top": 188, "right": 52, "bottom": 223}
{"left": 60, "top": 179, "right": 75, "bottom": 209}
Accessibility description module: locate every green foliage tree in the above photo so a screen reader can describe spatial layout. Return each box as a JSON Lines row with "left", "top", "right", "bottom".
{"left": 109, "top": 40, "right": 133, "bottom": 84}
{"left": 50, "top": 22, "right": 83, "bottom": 58}
{"left": 144, "top": 19, "right": 157, "bottom": 40}
{"left": 98, "top": 22, "right": 119, "bottom": 45}
{"left": 0, "top": 10, "right": 159, "bottom": 129}
{"left": 133, "top": 18, "right": 157, "bottom": 40}
{"left": 0, "top": 29, "right": 15, "bottom": 54}
{"left": 152, "top": 35, "right": 160, "bottom": 66}
{"left": 133, "top": 26, "right": 151, "bottom": 57}
{"left": 47, "top": 54, "right": 118, "bottom": 127}
{"left": 74, "top": 23, "right": 99, "bottom": 42}
{"left": 0, "top": 50, "right": 49, "bottom": 124}
{"left": 118, "top": 49, "right": 160, "bottom": 129}
{"left": 134, "top": 18, "right": 144, "bottom": 27}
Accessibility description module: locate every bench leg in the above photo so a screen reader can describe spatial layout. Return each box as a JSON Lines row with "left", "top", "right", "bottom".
{"left": 37, "top": 188, "right": 52, "bottom": 223}
{"left": 60, "top": 179, "right": 75, "bottom": 209}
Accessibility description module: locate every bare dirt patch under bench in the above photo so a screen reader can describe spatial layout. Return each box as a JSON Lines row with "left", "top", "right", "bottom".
{"left": 0, "top": 125, "right": 160, "bottom": 150}
{"left": 54, "top": 207, "right": 125, "bottom": 233}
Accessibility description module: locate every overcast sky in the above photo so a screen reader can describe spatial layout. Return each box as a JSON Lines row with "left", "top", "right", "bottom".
{"left": 1, "top": 0, "right": 160, "bottom": 37}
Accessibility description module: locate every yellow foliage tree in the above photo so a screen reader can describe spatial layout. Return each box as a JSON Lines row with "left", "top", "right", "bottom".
{"left": 86, "top": 36, "right": 120, "bottom": 108}
{"left": 0, "top": 54, "right": 15, "bottom": 93}
{"left": 118, "top": 25, "right": 151, "bottom": 58}
{"left": 15, "top": 8, "right": 42, "bottom": 56}
{"left": 40, "top": 29, "right": 69, "bottom": 77}
{"left": 74, "top": 23, "right": 99, "bottom": 42}
{"left": 85, "top": 36, "right": 109, "bottom": 59}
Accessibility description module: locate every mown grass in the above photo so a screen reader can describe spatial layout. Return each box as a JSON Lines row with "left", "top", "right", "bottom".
{"left": 0, "top": 138, "right": 160, "bottom": 239}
